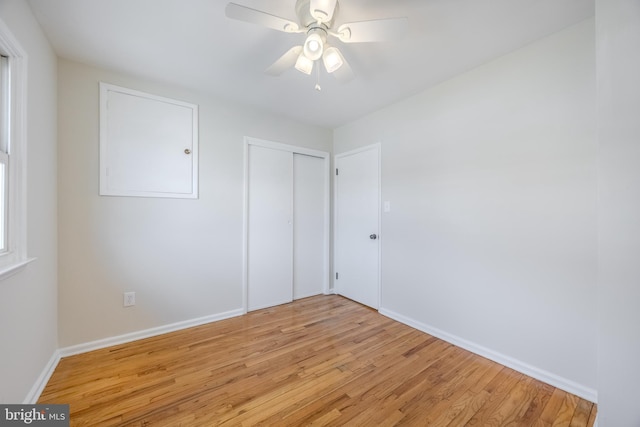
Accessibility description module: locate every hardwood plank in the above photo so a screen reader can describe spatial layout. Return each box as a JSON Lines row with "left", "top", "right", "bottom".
{"left": 465, "top": 367, "right": 526, "bottom": 426}
{"left": 552, "top": 392, "right": 579, "bottom": 427}
{"left": 38, "top": 295, "right": 596, "bottom": 426}
{"left": 518, "top": 380, "right": 556, "bottom": 425}
{"left": 489, "top": 376, "right": 539, "bottom": 425}
{"left": 540, "top": 388, "right": 571, "bottom": 424}
{"left": 445, "top": 390, "right": 491, "bottom": 426}
{"left": 399, "top": 352, "right": 492, "bottom": 424}
{"left": 587, "top": 404, "right": 598, "bottom": 427}
{"left": 570, "top": 398, "right": 594, "bottom": 427}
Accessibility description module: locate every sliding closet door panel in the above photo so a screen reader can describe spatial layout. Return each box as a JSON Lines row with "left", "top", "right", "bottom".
{"left": 293, "top": 154, "right": 326, "bottom": 299}
{"left": 247, "top": 145, "right": 293, "bottom": 311}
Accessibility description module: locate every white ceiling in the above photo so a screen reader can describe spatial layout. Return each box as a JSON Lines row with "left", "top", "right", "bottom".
{"left": 27, "top": 0, "right": 594, "bottom": 129}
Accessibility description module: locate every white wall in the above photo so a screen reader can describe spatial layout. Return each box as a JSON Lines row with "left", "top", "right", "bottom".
{"left": 57, "top": 59, "right": 332, "bottom": 347}
{"left": 334, "top": 20, "right": 597, "bottom": 397}
{"left": 596, "top": 0, "right": 640, "bottom": 425}
{"left": 0, "top": 0, "right": 58, "bottom": 403}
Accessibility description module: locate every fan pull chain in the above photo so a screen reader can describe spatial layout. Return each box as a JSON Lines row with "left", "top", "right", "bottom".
{"left": 315, "top": 62, "right": 322, "bottom": 91}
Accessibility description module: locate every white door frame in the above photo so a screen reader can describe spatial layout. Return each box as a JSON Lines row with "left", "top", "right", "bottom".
{"left": 243, "top": 136, "right": 331, "bottom": 313}
{"left": 333, "top": 143, "right": 382, "bottom": 308}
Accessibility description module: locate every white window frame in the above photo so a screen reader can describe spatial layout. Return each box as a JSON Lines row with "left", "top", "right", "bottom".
{"left": 0, "top": 55, "right": 10, "bottom": 253}
{"left": 0, "top": 18, "right": 34, "bottom": 280}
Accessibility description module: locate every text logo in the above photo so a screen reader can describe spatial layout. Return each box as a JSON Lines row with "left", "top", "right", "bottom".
{"left": 0, "top": 405, "right": 69, "bottom": 426}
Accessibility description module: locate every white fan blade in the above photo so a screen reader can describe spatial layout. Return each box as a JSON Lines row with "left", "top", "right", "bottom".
{"left": 225, "top": 3, "right": 300, "bottom": 33}
{"left": 332, "top": 56, "right": 354, "bottom": 83}
{"left": 310, "top": 0, "right": 338, "bottom": 23}
{"left": 337, "top": 17, "right": 408, "bottom": 43}
{"left": 265, "top": 46, "right": 303, "bottom": 76}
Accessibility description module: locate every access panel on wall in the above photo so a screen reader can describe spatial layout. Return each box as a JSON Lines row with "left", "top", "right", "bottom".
{"left": 99, "top": 83, "right": 199, "bottom": 199}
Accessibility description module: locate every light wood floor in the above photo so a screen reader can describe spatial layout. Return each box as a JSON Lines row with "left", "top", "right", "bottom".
{"left": 40, "top": 295, "right": 596, "bottom": 426}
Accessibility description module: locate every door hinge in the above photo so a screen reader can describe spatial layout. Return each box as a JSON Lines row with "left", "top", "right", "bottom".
{"left": 336, "top": 272, "right": 339, "bottom": 280}
{"left": 336, "top": 168, "right": 339, "bottom": 176}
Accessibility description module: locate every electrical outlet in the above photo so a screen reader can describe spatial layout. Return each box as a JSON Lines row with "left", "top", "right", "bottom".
{"left": 123, "top": 292, "right": 136, "bottom": 307}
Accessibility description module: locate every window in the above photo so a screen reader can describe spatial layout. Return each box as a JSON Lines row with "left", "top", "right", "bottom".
{"left": 0, "top": 55, "right": 10, "bottom": 253}
{"left": 0, "top": 20, "right": 32, "bottom": 279}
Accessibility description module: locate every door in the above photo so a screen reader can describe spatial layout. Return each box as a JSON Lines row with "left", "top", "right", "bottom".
{"left": 246, "top": 140, "right": 330, "bottom": 312}
{"left": 247, "top": 145, "right": 293, "bottom": 311}
{"left": 293, "top": 153, "right": 326, "bottom": 299}
{"left": 335, "top": 145, "right": 380, "bottom": 309}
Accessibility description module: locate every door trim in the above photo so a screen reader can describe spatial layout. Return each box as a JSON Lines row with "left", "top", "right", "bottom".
{"left": 333, "top": 143, "right": 382, "bottom": 308}
{"left": 242, "top": 136, "right": 331, "bottom": 313}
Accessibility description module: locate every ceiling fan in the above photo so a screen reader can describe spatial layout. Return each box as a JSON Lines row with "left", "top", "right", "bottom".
{"left": 225, "top": 0, "right": 408, "bottom": 82}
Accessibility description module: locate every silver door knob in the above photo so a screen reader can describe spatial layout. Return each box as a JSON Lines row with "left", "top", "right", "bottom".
{"left": 370, "top": 234, "right": 377, "bottom": 240}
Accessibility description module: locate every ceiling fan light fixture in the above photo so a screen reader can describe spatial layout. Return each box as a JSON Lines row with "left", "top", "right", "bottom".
{"left": 310, "top": 0, "right": 338, "bottom": 23}
{"left": 322, "top": 46, "right": 344, "bottom": 73}
{"left": 303, "top": 29, "right": 325, "bottom": 60}
{"left": 224, "top": 0, "right": 409, "bottom": 82}
{"left": 283, "top": 23, "right": 299, "bottom": 33}
{"left": 295, "top": 53, "right": 314, "bottom": 75}
{"left": 311, "top": 9, "right": 329, "bottom": 22}
{"left": 336, "top": 25, "right": 351, "bottom": 42}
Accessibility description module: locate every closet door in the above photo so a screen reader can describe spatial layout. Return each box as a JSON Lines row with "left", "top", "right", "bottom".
{"left": 293, "top": 153, "right": 326, "bottom": 299}
{"left": 247, "top": 145, "right": 293, "bottom": 311}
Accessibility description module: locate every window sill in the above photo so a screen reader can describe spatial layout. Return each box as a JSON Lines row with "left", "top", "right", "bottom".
{"left": 0, "top": 257, "right": 36, "bottom": 281}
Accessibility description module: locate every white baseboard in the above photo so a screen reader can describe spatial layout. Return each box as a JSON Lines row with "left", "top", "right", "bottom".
{"left": 59, "top": 308, "right": 244, "bottom": 357}
{"left": 378, "top": 307, "right": 598, "bottom": 404}
{"left": 23, "top": 350, "right": 61, "bottom": 404}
